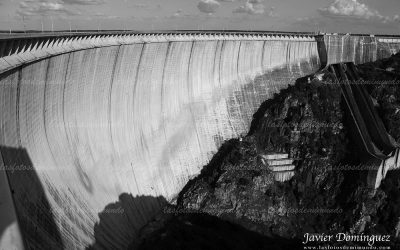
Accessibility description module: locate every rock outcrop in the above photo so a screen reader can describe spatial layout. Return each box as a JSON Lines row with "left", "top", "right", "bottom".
{"left": 136, "top": 53, "right": 400, "bottom": 249}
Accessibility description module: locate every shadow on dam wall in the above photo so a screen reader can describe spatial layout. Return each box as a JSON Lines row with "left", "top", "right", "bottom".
{"left": 1, "top": 145, "right": 169, "bottom": 250}
{"left": 0, "top": 146, "right": 64, "bottom": 249}
{"left": 87, "top": 194, "right": 167, "bottom": 250}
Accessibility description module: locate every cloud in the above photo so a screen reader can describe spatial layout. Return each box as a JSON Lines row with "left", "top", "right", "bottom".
{"left": 17, "top": 0, "right": 80, "bottom": 16}
{"left": 290, "top": 13, "right": 400, "bottom": 35}
{"left": 171, "top": 9, "right": 183, "bottom": 18}
{"left": 61, "top": 0, "right": 105, "bottom": 5}
{"left": 249, "top": 0, "right": 264, "bottom": 3}
{"left": 91, "top": 12, "right": 119, "bottom": 19}
{"left": 318, "top": 0, "right": 382, "bottom": 20}
{"left": 126, "top": 2, "right": 162, "bottom": 11}
{"left": 197, "top": 0, "right": 220, "bottom": 14}
{"left": 131, "top": 3, "right": 148, "bottom": 9}
{"left": 233, "top": 1, "right": 265, "bottom": 15}
{"left": 266, "top": 6, "right": 277, "bottom": 17}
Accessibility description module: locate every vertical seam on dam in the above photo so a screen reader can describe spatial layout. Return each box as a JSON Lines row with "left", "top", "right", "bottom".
{"left": 160, "top": 41, "right": 174, "bottom": 193}
{"left": 16, "top": 68, "right": 22, "bottom": 146}
{"left": 42, "top": 58, "right": 58, "bottom": 168}
{"left": 236, "top": 41, "right": 248, "bottom": 132}
{"left": 216, "top": 41, "right": 223, "bottom": 89}
{"left": 130, "top": 44, "right": 145, "bottom": 194}
{"left": 222, "top": 40, "right": 238, "bottom": 136}
{"left": 261, "top": 41, "right": 267, "bottom": 71}
{"left": 286, "top": 42, "right": 290, "bottom": 71}
{"left": 187, "top": 41, "right": 202, "bottom": 156}
{"left": 61, "top": 53, "right": 71, "bottom": 173}
{"left": 228, "top": 41, "right": 242, "bottom": 136}
{"left": 236, "top": 41, "right": 242, "bottom": 82}
{"left": 108, "top": 45, "right": 122, "bottom": 151}
{"left": 161, "top": 42, "right": 172, "bottom": 143}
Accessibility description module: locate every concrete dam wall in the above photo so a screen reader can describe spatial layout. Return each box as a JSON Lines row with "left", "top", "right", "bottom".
{"left": 321, "top": 34, "right": 400, "bottom": 66}
{"left": 0, "top": 33, "right": 399, "bottom": 249}
{"left": 0, "top": 34, "right": 321, "bottom": 249}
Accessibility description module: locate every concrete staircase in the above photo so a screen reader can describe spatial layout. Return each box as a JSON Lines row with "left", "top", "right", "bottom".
{"left": 260, "top": 153, "right": 296, "bottom": 182}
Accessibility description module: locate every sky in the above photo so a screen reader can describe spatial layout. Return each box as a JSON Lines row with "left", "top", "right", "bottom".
{"left": 0, "top": 0, "right": 399, "bottom": 34}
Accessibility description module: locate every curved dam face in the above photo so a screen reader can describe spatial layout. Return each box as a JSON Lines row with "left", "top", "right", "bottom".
{"left": 0, "top": 38, "right": 320, "bottom": 249}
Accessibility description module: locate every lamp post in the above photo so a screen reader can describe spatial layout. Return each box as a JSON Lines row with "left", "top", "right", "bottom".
{"left": 8, "top": 14, "right": 12, "bottom": 34}
{"left": 50, "top": 16, "right": 54, "bottom": 32}
{"left": 22, "top": 15, "right": 26, "bottom": 33}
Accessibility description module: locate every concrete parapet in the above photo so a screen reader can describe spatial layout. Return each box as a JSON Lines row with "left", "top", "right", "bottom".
{"left": 0, "top": 33, "right": 319, "bottom": 75}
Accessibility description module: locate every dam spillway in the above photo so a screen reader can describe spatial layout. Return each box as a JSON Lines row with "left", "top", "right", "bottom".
{"left": 0, "top": 32, "right": 399, "bottom": 250}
